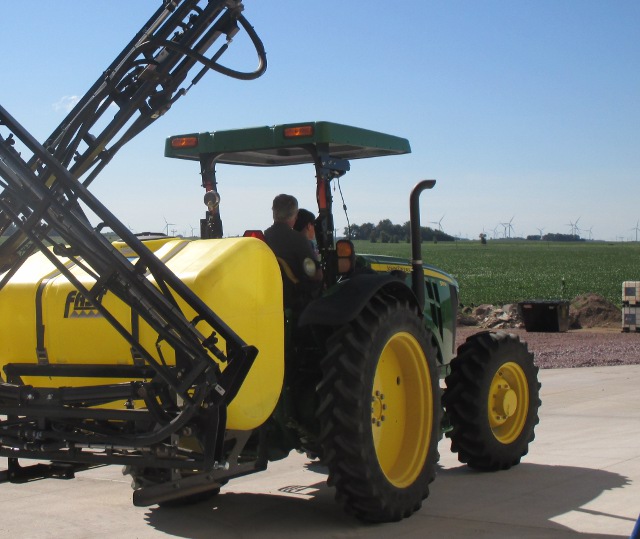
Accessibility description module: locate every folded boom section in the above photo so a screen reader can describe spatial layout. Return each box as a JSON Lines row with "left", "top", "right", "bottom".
{"left": 0, "top": 0, "right": 265, "bottom": 473}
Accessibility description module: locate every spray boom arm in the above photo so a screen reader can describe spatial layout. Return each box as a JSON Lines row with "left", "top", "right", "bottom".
{"left": 0, "top": 0, "right": 265, "bottom": 472}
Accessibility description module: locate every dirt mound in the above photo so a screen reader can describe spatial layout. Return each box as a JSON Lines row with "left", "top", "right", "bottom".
{"left": 569, "top": 293, "right": 621, "bottom": 329}
{"left": 458, "top": 293, "right": 621, "bottom": 330}
{"left": 457, "top": 303, "right": 523, "bottom": 330}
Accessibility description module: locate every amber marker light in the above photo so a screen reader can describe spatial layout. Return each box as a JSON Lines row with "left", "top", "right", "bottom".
{"left": 336, "top": 239, "right": 355, "bottom": 274}
{"left": 336, "top": 240, "right": 354, "bottom": 258}
{"left": 283, "top": 125, "right": 314, "bottom": 138}
{"left": 170, "top": 136, "right": 198, "bottom": 148}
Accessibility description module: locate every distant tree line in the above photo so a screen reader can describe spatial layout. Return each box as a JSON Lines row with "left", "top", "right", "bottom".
{"left": 345, "top": 219, "right": 455, "bottom": 243}
{"left": 526, "top": 233, "right": 585, "bottom": 242}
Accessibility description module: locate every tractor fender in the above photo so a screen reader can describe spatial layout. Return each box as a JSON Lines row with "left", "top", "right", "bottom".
{"left": 298, "top": 273, "right": 420, "bottom": 327}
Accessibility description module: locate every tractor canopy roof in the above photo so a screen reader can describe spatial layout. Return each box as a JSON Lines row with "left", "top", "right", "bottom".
{"left": 164, "top": 121, "right": 411, "bottom": 166}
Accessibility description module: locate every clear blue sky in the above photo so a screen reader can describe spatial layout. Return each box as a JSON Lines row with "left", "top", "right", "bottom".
{"left": 2, "top": 1, "right": 639, "bottom": 240}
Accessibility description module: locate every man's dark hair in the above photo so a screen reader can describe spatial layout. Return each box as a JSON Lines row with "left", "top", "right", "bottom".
{"left": 294, "top": 208, "right": 316, "bottom": 232}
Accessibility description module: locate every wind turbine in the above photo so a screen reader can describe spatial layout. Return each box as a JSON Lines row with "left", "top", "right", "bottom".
{"left": 502, "top": 216, "right": 515, "bottom": 238}
{"left": 536, "top": 227, "right": 545, "bottom": 238}
{"left": 162, "top": 217, "right": 175, "bottom": 236}
{"left": 566, "top": 220, "right": 574, "bottom": 235}
{"left": 430, "top": 214, "right": 445, "bottom": 232}
{"left": 586, "top": 226, "right": 593, "bottom": 240}
{"left": 632, "top": 220, "right": 640, "bottom": 242}
{"left": 566, "top": 216, "right": 581, "bottom": 236}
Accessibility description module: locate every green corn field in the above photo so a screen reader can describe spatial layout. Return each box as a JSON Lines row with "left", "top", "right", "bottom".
{"left": 352, "top": 239, "right": 640, "bottom": 307}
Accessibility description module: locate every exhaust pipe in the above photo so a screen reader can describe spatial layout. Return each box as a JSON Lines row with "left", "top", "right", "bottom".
{"left": 409, "top": 179, "right": 436, "bottom": 312}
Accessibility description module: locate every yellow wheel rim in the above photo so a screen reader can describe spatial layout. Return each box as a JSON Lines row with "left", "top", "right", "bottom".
{"left": 372, "top": 332, "right": 432, "bottom": 488}
{"left": 488, "top": 361, "right": 529, "bottom": 444}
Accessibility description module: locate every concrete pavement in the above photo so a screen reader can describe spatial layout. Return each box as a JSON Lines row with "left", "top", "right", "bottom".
{"left": 1, "top": 364, "right": 639, "bottom": 538}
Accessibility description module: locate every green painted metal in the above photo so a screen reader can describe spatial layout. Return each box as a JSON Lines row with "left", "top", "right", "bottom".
{"left": 165, "top": 121, "right": 411, "bottom": 165}
{"left": 356, "top": 254, "right": 459, "bottom": 368}
{"left": 165, "top": 120, "right": 458, "bottom": 371}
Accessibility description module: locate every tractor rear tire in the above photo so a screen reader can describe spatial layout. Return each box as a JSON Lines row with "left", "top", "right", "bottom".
{"left": 317, "top": 293, "right": 440, "bottom": 522}
{"left": 443, "top": 331, "right": 541, "bottom": 471}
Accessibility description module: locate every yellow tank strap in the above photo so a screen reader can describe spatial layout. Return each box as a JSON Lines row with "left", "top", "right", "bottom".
{"left": 276, "top": 257, "right": 299, "bottom": 284}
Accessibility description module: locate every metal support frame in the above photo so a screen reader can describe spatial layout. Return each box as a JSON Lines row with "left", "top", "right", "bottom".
{"left": 313, "top": 144, "right": 350, "bottom": 287}
{"left": 199, "top": 155, "right": 224, "bottom": 238}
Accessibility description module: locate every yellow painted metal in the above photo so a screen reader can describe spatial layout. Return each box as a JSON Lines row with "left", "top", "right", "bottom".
{"left": 111, "top": 237, "right": 187, "bottom": 259}
{"left": 0, "top": 250, "right": 62, "bottom": 365}
{"left": 0, "top": 237, "right": 285, "bottom": 431}
{"left": 369, "top": 262, "right": 455, "bottom": 285}
{"left": 488, "top": 361, "right": 529, "bottom": 444}
{"left": 371, "top": 332, "right": 432, "bottom": 488}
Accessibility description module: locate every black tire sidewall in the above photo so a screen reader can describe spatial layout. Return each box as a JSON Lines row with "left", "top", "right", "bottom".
{"left": 475, "top": 336, "right": 540, "bottom": 461}
{"left": 318, "top": 295, "right": 440, "bottom": 521}
{"left": 444, "top": 331, "right": 541, "bottom": 470}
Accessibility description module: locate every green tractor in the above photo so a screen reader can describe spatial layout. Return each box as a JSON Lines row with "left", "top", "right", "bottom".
{"left": 159, "top": 120, "right": 542, "bottom": 520}
{"left": 0, "top": 0, "right": 539, "bottom": 525}
{"left": 0, "top": 117, "right": 541, "bottom": 524}
{"left": 0, "top": 113, "right": 541, "bottom": 522}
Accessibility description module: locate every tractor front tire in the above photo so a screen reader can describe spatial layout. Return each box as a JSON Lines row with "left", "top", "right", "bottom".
{"left": 317, "top": 293, "right": 440, "bottom": 522}
{"left": 443, "top": 331, "right": 541, "bottom": 470}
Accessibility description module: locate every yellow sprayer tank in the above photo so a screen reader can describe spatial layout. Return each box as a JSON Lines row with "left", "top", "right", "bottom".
{"left": 0, "top": 237, "right": 285, "bottom": 431}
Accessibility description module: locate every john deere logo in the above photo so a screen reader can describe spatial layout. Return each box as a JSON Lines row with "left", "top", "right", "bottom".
{"left": 63, "top": 290, "right": 106, "bottom": 319}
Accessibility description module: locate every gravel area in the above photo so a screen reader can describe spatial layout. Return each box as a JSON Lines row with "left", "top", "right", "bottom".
{"left": 455, "top": 326, "right": 640, "bottom": 369}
